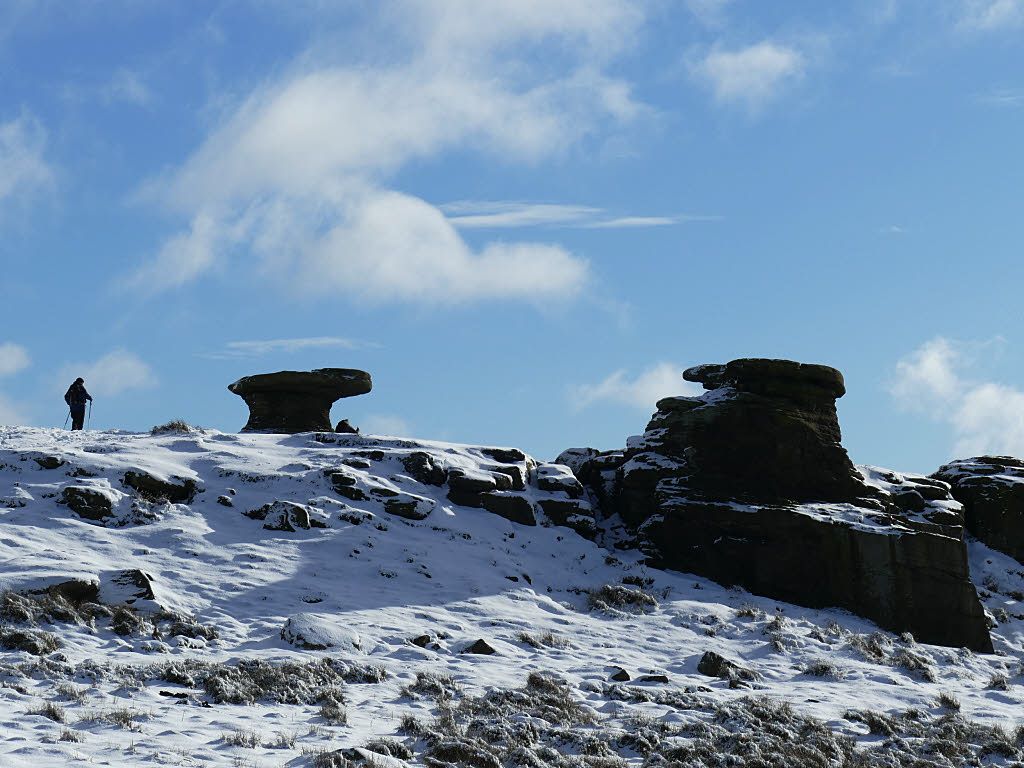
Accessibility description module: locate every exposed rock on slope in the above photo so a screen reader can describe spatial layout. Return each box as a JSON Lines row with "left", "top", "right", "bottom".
{"left": 565, "top": 358, "right": 992, "bottom": 651}
{"left": 228, "top": 368, "right": 372, "bottom": 433}
{"left": 934, "top": 456, "right": 1024, "bottom": 564}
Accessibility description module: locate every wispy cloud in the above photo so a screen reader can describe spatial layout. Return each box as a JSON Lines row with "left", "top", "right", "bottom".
{"left": 130, "top": 2, "right": 648, "bottom": 306}
{"left": 692, "top": 41, "right": 806, "bottom": 112}
{"left": 957, "top": 0, "right": 1024, "bottom": 31}
{"left": 202, "top": 336, "right": 373, "bottom": 360}
{"left": 442, "top": 201, "right": 716, "bottom": 230}
{"left": 0, "top": 112, "right": 53, "bottom": 205}
{"left": 977, "top": 87, "right": 1024, "bottom": 106}
{"left": 0, "top": 393, "right": 26, "bottom": 426}
{"left": 889, "top": 336, "right": 1024, "bottom": 458}
{"left": 104, "top": 69, "right": 152, "bottom": 106}
{"left": 571, "top": 362, "right": 703, "bottom": 411}
{"left": 58, "top": 349, "right": 157, "bottom": 398}
{"left": 685, "top": 0, "right": 733, "bottom": 26}
{"left": 360, "top": 413, "right": 412, "bottom": 437}
{"left": 0, "top": 342, "right": 30, "bottom": 377}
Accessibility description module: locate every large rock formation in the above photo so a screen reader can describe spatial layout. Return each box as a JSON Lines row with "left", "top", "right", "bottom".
{"left": 564, "top": 358, "right": 993, "bottom": 652}
{"left": 934, "top": 456, "right": 1024, "bottom": 564}
{"left": 228, "top": 368, "right": 372, "bottom": 433}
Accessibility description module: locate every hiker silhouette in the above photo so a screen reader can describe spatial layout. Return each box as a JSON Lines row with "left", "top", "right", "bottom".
{"left": 64, "top": 377, "right": 92, "bottom": 431}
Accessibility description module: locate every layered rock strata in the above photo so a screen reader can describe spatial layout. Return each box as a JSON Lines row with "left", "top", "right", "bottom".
{"left": 228, "top": 368, "right": 372, "bottom": 433}
{"left": 934, "top": 457, "right": 1024, "bottom": 563}
{"left": 564, "top": 358, "right": 992, "bottom": 652}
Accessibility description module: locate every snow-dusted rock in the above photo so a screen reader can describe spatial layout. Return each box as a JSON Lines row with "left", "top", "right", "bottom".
{"left": 281, "top": 613, "right": 362, "bottom": 651}
{"left": 935, "top": 456, "right": 1024, "bottom": 564}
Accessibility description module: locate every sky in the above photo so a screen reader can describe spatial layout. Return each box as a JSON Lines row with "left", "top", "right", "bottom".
{"left": 1, "top": 0, "right": 1022, "bottom": 473}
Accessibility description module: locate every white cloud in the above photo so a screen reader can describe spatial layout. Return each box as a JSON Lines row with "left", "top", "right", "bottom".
{"left": 571, "top": 362, "right": 703, "bottom": 411}
{"left": 0, "top": 342, "right": 30, "bottom": 377}
{"left": 59, "top": 349, "right": 157, "bottom": 398}
{"left": 443, "top": 202, "right": 600, "bottom": 229}
{"left": 104, "top": 69, "right": 152, "bottom": 106}
{"left": 889, "top": 337, "right": 1024, "bottom": 458}
{"left": 958, "top": 0, "right": 1024, "bottom": 30}
{"left": 0, "top": 393, "right": 26, "bottom": 425}
{"left": 209, "top": 336, "right": 369, "bottom": 359}
{"left": 360, "top": 413, "right": 412, "bottom": 437}
{"left": 685, "top": 0, "right": 733, "bottom": 26}
{"left": 692, "top": 41, "right": 805, "bottom": 111}
{"left": 0, "top": 113, "right": 53, "bottom": 204}
{"left": 131, "top": 2, "right": 647, "bottom": 304}
{"left": 441, "top": 201, "right": 705, "bottom": 230}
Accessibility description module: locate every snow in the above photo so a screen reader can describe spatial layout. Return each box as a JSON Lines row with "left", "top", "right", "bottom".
{"left": 0, "top": 426, "right": 1022, "bottom": 766}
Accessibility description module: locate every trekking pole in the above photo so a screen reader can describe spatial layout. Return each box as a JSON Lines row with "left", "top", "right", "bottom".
{"left": 87, "top": 401, "right": 92, "bottom": 430}
{"left": 63, "top": 409, "right": 71, "bottom": 429}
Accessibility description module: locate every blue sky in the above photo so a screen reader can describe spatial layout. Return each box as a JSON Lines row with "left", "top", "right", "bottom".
{"left": 1, "top": 0, "right": 1022, "bottom": 472}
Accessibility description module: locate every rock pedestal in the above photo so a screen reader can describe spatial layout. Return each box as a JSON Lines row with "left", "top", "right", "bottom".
{"left": 228, "top": 369, "right": 371, "bottom": 433}
{"left": 566, "top": 358, "right": 993, "bottom": 652}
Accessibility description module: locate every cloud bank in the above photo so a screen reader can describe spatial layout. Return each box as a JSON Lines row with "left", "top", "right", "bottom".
{"left": 132, "top": 1, "right": 647, "bottom": 306}
{"left": 692, "top": 41, "right": 805, "bottom": 111}
{"left": 572, "top": 362, "right": 702, "bottom": 411}
{"left": 59, "top": 349, "right": 157, "bottom": 398}
{"left": 890, "top": 337, "right": 1024, "bottom": 458}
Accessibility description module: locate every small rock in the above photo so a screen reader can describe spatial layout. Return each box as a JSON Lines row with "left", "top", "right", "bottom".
{"left": 384, "top": 493, "right": 435, "bottom": 521}
{"left": 610, "top": 667, "right": 631, "bottom": 682}
{"left": 33, "top": 456, "right": 64, "bottom": 470}
{"left": 216, "top": 495, "right": 233, "bottom": 507}
{"left": 697, "top": 650, "right": 756, "bottom": 687}
{"left": 335, "top": 419, "right": 360, "bottom": 434}
{"left": 123, "top": 471, "right": 198, "bottom": 503}
{"left": 463, "top": 638, "right": 497, "bottom": 655}
{"left": 411, "top": 634, "right": 432, "bottom": 648}
{"left": 638, "top": 674, "right": 669, "bottom": 684}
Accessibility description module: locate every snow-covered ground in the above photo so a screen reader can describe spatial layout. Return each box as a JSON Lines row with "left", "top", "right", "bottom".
{"left": 1, "top": 426, "right": 1023, "bottom": 767}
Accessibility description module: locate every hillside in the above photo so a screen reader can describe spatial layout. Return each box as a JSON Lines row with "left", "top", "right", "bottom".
{"left": 1, "top": 425, "right": 1024, "bottom": 767}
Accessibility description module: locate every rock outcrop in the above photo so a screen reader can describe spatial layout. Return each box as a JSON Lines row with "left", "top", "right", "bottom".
{"left": 228, "top": 368, "right": 372, "bottom": 433}
{"left": 934, "top": 457, "right": 1024, "bottom": 563}
{"left": 565, "top": 358, "right": 992, "bottom": 652}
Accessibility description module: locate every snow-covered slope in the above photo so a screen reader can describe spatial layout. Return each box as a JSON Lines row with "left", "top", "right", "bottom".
{"left": 1, "top": 426, "right": 1024, "bottom": 767}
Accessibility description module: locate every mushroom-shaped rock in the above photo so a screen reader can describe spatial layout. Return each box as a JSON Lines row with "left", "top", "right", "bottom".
{"left": 228, "top": 368, "right": 372, "bottom": 433}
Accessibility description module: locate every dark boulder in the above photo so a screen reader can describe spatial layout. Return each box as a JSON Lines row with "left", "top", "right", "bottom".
{"left": 61, "top": 486, "right": 113, "bottom": 521}
{"left": 32, "top": 456, "right": 64, "bottom": 470}
{"left": 463, "top": 638, "right": 497, "bottom": 655}
{"left": 480, "top": 492, "right": 536, "bottom": 526}
{"left": 228, "top": 368, "right": 372, "bottom": 433}
{"left": 402, "top": 452, "right": 447, "bottom": 486}
{"left": 934, "top": 457, "right": 1024, "bottom": 563}
{"left": 335, "top": 419, "right": 360, "bottom": 434}
{"left": 697, "top": 651, "right": 756, "bottom": 687}
{"left": 567, "top": 358, "right": 993, "bottom": 652}
{"left": 123, "top": 471, "right": 198, "bottom": 503}
{"left": 383, "top": 493, "right": 435, "bottom": 521}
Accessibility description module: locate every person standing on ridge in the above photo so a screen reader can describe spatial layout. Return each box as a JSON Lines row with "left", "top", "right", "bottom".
{"left": 64, "top": 377, "right": 92, "bottom": 431}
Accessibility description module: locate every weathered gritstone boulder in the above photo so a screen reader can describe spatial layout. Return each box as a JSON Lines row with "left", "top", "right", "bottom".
{"left": 245, "top": 500, "right": 326, "bottom": 531}
{"left": 566, "top": 358, "right": 992, "bottom": 652}
{"left": 934, "top": 456, "right": 1024, "bottom": 563}
{"left": 61, "top": 485, "right": 114, "bottom": 520}
{"left": 123, "top": 470, "right": 198, "bottom": 503}
{"left": 228, "top": 368, "right": 372, "bottom": 433}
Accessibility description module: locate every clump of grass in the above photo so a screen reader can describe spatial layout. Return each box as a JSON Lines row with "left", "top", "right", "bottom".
{"left": 302, "top": 747, "right": 355, "bottom": 768}
{"left": 937, "top": 692, "right": 961, "bottom": 711}
{"left": 55, "top": 682, "right": 88, "bottom": 703}
{"left": 989, "top": 672, "right": 1010, "bottom": 691}
{"left": 401, "top": 670, "right": 461, "bottom": 702}
{"left": 318, "top": 687, "right": 347, "bottom": 725}
{"left": 735, "top": 604, "right": 765, "bottom": 619}
{"left": 223, "top": 729, "right": 261, "bottom": 748}
{"left": 0, "top": 627, "right": 61, "bottom": 656}
{"left": 364, "top": 738, "right": 414, "bottom": 760}
{"left": 150, "top": 420, "right": 199, "bottom": 435}
{"left": 27, "top": 701, "right": 66, "bottom": 722}
{"left": 78, "top": 707, "right": 145, "bottom": 731}
{"left": 58, "top": 728, "right": 83, "bottom": 742}
{"left": 802, "top": 660, "right": 844, "bottom": 679}
{"left": 516, "top": 630, "right": 571, "bottom": 650}
{"left": 585, "top": 584, "right": 658, "bottom": 613}
{"left": 202, "top": 658, "right": 351, "bottom": 705}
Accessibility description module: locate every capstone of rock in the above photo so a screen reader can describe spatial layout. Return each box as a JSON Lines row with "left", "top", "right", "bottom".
{"left": 228, "top": 368, "right": 372, "bottom": 433}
